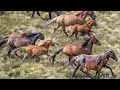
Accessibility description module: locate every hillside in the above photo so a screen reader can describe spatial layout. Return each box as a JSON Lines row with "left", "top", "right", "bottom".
{"left": 0, "top": 11, "right": 120, "bottom": 79}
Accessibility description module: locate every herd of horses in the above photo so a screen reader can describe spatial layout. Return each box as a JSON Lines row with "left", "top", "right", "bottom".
{"left": 0, "top": 11, "right": 119, "bottom": 79}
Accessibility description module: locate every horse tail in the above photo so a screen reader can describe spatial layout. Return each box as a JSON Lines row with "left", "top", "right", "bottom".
{"left": 12, "top": 46, "right": 27, "bottom": 54}
{"left": 42, "top": 17, "right": 58, "bottom": 27}
{"left": 0, "top": 37, "right": 9, "bottom": 47}
{"left": 51, "top": 48, "right": 63, "bottom": 65}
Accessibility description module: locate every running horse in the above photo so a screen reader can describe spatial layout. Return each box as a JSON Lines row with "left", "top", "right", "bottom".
{"left": 51, "top": 36, "right": 101, "bottom": 65}
{"left": 0, "top": 32, "right": 45, "bottom": 57}
{"left": 27, "top": 11, "right": 60, "bottom": 19}
{"left": 63, "top": 50, "right": 118, "bottom": 78}
{"left": 68, "top": 20, "right": 97, "bottom": 39}
{"left": 45, "top": 11, "right": 97, "bottom": 37}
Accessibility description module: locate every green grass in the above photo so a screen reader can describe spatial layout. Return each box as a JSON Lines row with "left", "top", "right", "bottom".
{"left": 0, "top": 11, "right": 120, "bottom": 79}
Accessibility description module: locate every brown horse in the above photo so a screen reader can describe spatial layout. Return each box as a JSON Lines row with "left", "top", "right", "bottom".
{"left": 68, "top": 20, "right": 97, "bottom": 39}
{"left": 63, "top": 50, "right": 118, "bottom": 78}
{"left": 45, "top": 11, "right": 97, "bottom": 36}
{"left": 51, "top": 36, "right": 101, "bottom": 65}
{"left": 0, "top": 32, "right": 45, "bottom": 57}
{"left": 13, "top": 39, "right": 55, "bottom": 66}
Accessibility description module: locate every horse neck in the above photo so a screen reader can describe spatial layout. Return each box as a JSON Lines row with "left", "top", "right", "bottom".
{"left": 41, "top": 41, "right": 51, "bottom": 49}
{"left": 84, "top": 22, "right": 93, "bottom": 29}
{"left": 86, "top": 39, "right": 93, "bottom": 52}
{"left": 78, "top": 12, "right": 87, "bottom": 21}
{"left": 30, "top": 34, "right": 39, "bottom": 45}
{"left": 102, "top": 52, "right": 110, "bottom": 60}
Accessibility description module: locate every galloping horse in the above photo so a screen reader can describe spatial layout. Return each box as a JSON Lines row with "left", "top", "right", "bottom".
{"left": 63, "top": 50, "right": 118, "bottom": 78}
{"left": 68, "top": 20, "right": 97, "bottom": 39}
{"left": 0, "top": 32, "right": 45, "bottom": 57}
{"left": 28, "top": 11, "right": 60, "bottom": 19}
{"left": 13, "top": 39, "right": 55, "bottom": 66}
{"left": 45, "top": 11, "right": 97, "bottom": 36}
{"left": 51, "top": 36, "right": 101, "bottom": 65}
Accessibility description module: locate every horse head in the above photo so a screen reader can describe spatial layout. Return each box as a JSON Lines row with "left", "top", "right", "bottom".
{"left": 86, "top": 11, "right": 97, "bottom": 21}
{"left": 108, "top": 50, "right": 118, "bottom": 61}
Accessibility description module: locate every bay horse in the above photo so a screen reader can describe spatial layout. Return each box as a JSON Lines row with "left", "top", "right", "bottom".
{"left": 68, "top": 20, "right": 97, "bottom": 39}
{"left": 51, "top": 36, "right": 101, "bottom": 65}
{"left": 28, "top": 11, "right": 60, "bottom": 19}
{"left": 45, "top": 11, "right": 97, "bottom": 36}
{"left": 63, "top": 50, "right": 118, "bottom": 78}
{"left": 0, "top": 32, "right": 45, "bottom": 57}
{"left": 13, "top": 39, "right": 55, "bottom": 66}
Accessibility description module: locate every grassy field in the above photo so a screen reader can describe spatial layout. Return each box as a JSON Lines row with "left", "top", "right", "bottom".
{"left": 0, "top": 11, "right": 120, "bottom": 79}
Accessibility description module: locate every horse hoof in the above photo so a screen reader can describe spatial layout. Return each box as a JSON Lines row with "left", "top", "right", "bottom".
{"left": 112, "top": 74, "right": 116, "bottom": 78}
{"left": 71, "top": 77, "right": 76, "bottom": 79}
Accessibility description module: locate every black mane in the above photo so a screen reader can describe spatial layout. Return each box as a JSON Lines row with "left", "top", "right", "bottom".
{"left": 81, "top": 37, "right": 91, "bottom": 48}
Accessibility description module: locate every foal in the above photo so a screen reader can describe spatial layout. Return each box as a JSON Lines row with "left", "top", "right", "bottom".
{"left": 68, "top": 20, "right": 97, "bottom": 39}
{"left": 21, "top": 39, "right": 55, "bottom": 64}
{"left": 45, "top": 11, "right": 97, "bottom": 36}
{"left": 63, "top": 50, "right": 118, "bottom": 78}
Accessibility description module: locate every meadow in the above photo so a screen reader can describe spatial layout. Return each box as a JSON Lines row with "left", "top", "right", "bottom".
{"left": 0, "top": 11, "right": 120, "bottom": 79}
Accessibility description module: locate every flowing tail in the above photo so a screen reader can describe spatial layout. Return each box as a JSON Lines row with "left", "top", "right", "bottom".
{"left": 0, "top": 37, "right": 9, "bottom": 47}
{"left": 51, "top": 48, "right": 63, "bottom": 65}
{"left": 42, "top": 17, "right": 58, "bottom": 27}
{"left": 12, "top": 46, "right": 27, "bottom": 54}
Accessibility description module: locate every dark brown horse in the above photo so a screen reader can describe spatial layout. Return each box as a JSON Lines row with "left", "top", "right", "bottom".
{"left": 45, "top": 11, "right": 97, "bottom": 36}
{"left": 0, "top": 32, "right": 45, "bottom": 57}
{"left": 51, "top": 36, "right": 101, "bottom": 65}
{"left": 28, "top": 11, "right": 60, "bottom": 19}
{"left": 63, "top": 50, "right": 118, "bottom": 78}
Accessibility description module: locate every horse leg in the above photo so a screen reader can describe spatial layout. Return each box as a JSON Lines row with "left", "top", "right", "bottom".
{"left": 31, "top": 11, "right": 36, "bottom": 18}
{"left": 37, "top": 11, "right": 41, "bottom": 17}
{"left": 104, "top": 65, "right": 115, "bottom": 77}
{"left": 62, "top": 26, "right": 68, "bottom": 37}
{"left": 45, "top": 53, "right": 51, "bottom": 65}
{"left": 8, "top": 48, "right": 12, "bottom": 58}
{"left": 96, "top": 70, "right": 101, "bottom": 79}
{"left": 72, "top": 64, "right": 80, "bottom": 78}
{"left": 75, "top": 31, "right": 78, "bottom": 40}
{"left": 55, "top": 11, "right": 60, "bottom": 16}
{"left": 48, "top": 12, "right": 52, "bottom": 19}
{"left": 69, "top": 30, "right": 76, "bottom": 38}
{"left": 53, "top": 24, "right": 60, "bottom": 33}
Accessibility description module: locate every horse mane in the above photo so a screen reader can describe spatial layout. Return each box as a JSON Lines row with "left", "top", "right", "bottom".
{"left": 81, "top": 37, "right": 91, "bottom": 48}
{"left": 39, "top": 39, "right": 51, "bottom": 46}
{"left": 74, "top": 11, "right": 84, "bottom": 16}
{"left": 25, "top": 33, "right": 41, "bottom": 38}
{"left": 85, "top": 20, "right": 94, "bottom": 25}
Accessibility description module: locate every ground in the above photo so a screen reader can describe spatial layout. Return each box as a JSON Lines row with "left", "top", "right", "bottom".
{"left": 0, "top": 11, "right": 120, "bottom": 79}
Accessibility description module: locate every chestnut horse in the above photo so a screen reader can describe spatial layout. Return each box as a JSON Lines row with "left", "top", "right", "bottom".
{"left": 0, "top": 32, "right": 45, "bottom": 57}
{"left": 45, "top": 11, "right": 97, "bottom": 36}
{"left": 13, "top": 39, "right": 55, "bottom": 66}
{"left": 51, "top": 36, "right": 101, "bottom": 65}
{"left": 63, "top": 50, "right": 118, "bottom": 78}
{"left": 68, "top": 20, "right": 97, "bottom": 39}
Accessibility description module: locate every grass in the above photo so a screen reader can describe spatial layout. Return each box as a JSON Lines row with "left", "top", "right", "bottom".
{"left": 0, "top": 11, "right": 120, "bottom": 79}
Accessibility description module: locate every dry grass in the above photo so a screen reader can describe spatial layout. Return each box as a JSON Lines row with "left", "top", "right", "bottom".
{"left": 0, "top": 11, "right": 120, "bottom": 79}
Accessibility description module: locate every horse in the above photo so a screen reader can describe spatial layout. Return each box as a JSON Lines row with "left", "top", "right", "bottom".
{"left": 0, "top": 32, "right": 45, "bottom": 57}
{"left": 62, "top": 50, "right": 118, "bottom": 78}
{"left": 45, "top": 11, "right": 97, "bottom": 37}
{"left": 51, "top": 36, "right": 101, "bottom": 65}
{"left": 27, "top": 11, "right": 60, "bottom": 19}
{"left": 12, "top": 39, "right": 55, "bottom": 66}
{"left": 68, "top": 20, "right": 97, "bottom": 39}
